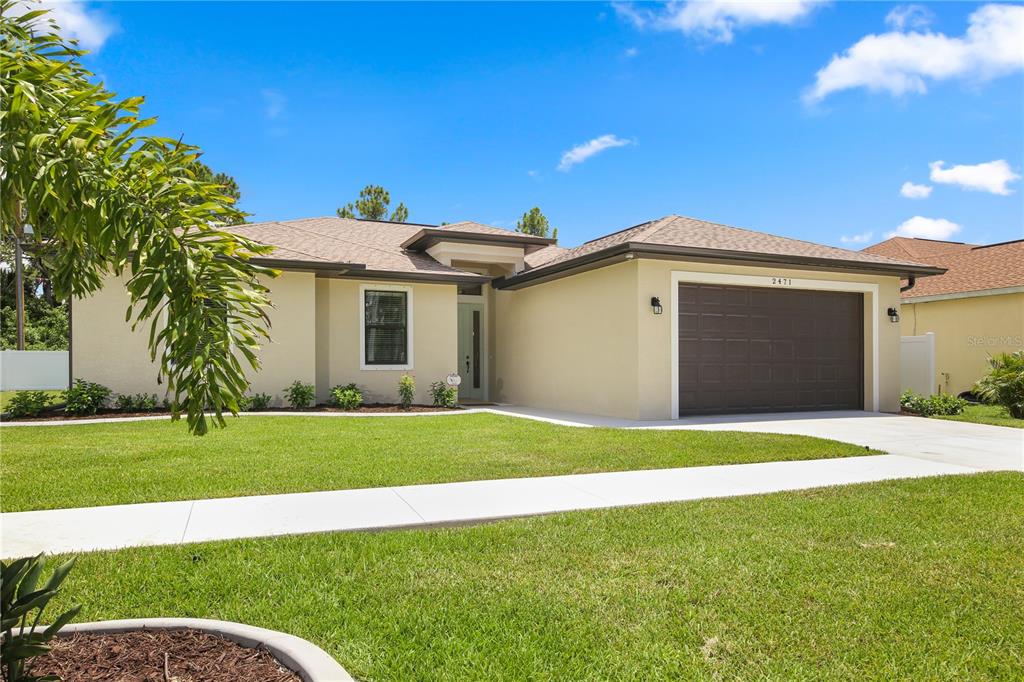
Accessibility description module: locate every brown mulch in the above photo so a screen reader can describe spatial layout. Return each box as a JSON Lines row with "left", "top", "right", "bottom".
{"left": 4, "top": 403, "right": 460, "bottom": 421}
{"left": 31, "top": 629, "right": 301, "bottom": 682}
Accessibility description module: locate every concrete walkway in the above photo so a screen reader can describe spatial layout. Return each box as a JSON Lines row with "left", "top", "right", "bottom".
{"left": 0, "top": 454, "right": 977, "bottom": 558}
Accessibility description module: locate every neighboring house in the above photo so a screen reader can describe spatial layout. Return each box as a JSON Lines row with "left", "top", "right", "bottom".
{"left": 72, "top": 215, "right": 941, "bottom": 419}
{"left": 863, "top": 237, "right": 1024, "bottom": 396}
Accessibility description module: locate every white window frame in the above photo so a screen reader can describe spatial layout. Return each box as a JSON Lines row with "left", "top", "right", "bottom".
{"left": 360, "top": 283, "right": 414, "bottom": 371}
{"left": 669, "top": 270, "right": 880, "bottom": 418}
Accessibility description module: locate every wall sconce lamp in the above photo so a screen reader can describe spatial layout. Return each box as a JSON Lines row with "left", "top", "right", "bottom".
{"left": 887, "top": 306, "right": 900, "bottom": 323}
{"left": 651, "top": 296, "right": 663, "bottom": 315}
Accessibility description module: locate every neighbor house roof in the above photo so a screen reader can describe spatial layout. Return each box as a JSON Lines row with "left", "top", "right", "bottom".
{"left": 495, "top": 215, "right": 944, "bottom": 289}
{"left": 863, "top": 237, "right": 1024, "bottom": 300}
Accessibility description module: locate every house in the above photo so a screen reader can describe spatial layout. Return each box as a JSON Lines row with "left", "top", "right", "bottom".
{"left": 71, "top": 215, "right": 943, "bottom": 419}
{"left": 863, "top": 237, "right": 1024, "bottom": 396}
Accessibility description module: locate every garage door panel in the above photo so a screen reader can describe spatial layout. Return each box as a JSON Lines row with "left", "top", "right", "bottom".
{"left": 679, "top": 283, "right": 863, "bottom": 415}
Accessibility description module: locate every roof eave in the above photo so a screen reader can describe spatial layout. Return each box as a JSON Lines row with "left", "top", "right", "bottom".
{"left": 493, "top": 242, "right": 946, "bottom": 290}
{"left": 402, "top": 228, "right": 556, "bottom": 253}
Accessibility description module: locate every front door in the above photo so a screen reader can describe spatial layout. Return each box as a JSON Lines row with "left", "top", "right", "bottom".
{"left": 457, "top": 302, "right": 484, "bottom": 401}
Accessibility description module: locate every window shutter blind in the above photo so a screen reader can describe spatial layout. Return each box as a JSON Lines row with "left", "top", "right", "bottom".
{"left": 364, "top": 291, "right": 408, "bottom": 364}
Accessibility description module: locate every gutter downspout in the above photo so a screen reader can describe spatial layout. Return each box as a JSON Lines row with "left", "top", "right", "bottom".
{"left": 900, "top": 276, "right": 916, "bottom": 293}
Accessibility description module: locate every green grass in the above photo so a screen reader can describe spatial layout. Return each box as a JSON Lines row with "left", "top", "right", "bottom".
{"left": 49, "top": 473, "right": 1023, "bottom": 681}
{"left": 0, "top": 389, "right": 64, "bottom": 412}
{"left": 0, "top": 414, "right": 877, "bottom": 512}
{"left": 933, "top": 403, "right": 1024, "bottom": 429}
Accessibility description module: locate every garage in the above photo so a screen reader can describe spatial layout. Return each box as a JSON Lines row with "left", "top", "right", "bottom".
{"left": 678, "top": 283, "right": 863, "bottom": 415}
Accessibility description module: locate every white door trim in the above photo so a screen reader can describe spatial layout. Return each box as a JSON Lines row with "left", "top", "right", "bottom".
{"left": 669, "top": 271, "right": 880, "bottom": 419}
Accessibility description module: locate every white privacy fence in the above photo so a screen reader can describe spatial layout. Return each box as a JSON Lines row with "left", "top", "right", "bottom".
{"left": 0, "top": 350, "right": 69, "bottom": 391}
{"left": 900, "top": 333, "right": 935, "bottom": 397}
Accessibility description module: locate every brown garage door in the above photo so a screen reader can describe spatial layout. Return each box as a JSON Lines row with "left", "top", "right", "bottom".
{"left": 678, "top": 283, "right": 863, "bottom": 415}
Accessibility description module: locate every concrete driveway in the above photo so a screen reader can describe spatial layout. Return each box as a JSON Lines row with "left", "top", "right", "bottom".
{"left": 485, "top": 407, "right": 1023, "bottom": 473}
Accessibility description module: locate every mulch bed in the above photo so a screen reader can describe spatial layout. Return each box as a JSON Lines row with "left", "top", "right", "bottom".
{"left": 32, "top": 629, "right": 301, "bottom": 682}
{"left": 4, "top": 403, "right": 460, "bottom": 421}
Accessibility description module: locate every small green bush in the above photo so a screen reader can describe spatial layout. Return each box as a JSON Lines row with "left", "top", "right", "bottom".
{"left": 6, "top": 390, "right": 53, "bottom": 418}
{"left": 240, "top": 392, "right": 273, "bottom": 411}
{"left": 63, "top": 379, "right": 112, "bottom": 415}
{"left": 331, "top": 383, "right": 364, "bottom": 411}
{"left": 398, "top": 374, "right": 415, "bottom": 410}
{"left": 114, "top": 393, "right": 159, "bottom": 412}
{"left": 430, "top": 381, "right": 458, "bottom": 408}
{"left": 900, "top": 389, "right": 968, "bottom": 417}
{"left": 974, "top": 350, "right": 1024, "bottom": 419}
{"left": 284, "top": 380, "right": 315, "bottom": 409}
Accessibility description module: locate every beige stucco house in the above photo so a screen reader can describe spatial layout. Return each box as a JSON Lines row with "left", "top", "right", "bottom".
{"left": 72, "top": 215, "right": 943, "bottom": 419}
{"left": 863, "top": 236, "right": 1024, "bottom": 396}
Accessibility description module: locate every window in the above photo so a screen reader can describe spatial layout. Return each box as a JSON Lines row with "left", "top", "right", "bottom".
{"left": 363, "top": 289, "right": 410, "bottom": 367}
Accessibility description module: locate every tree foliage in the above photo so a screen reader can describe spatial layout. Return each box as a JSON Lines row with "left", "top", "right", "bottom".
{"left": 0, "top": 2, "right": 275, "bottom": 434}
{"left": 516, "top": 207, "right": 555, "bottom": 239}
{"left": 337, "top": 185, "right": 409, "bottom": 222}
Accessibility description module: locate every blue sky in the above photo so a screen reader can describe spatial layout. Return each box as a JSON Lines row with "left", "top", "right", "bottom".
{"left": 57, "top": 1, "right": 1024, "bottom": 248}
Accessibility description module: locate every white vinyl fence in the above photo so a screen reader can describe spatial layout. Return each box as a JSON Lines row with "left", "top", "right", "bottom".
{"left": 0, "top": 350, "right": 69, "bottom": 391}
{"left": 900, "top": 333, "right": 936, "bottom": 397}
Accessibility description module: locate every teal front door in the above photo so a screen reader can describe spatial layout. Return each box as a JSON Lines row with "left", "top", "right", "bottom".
{"left": 457, "top": 302, "right": 484, "bottom": 401}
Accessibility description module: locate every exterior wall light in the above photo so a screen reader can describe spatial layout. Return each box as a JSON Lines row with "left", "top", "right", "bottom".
{"left": 651, "top": 296, "right": 663, "bottom": 315}
{"left": 887, "top": 306, "right": 900, "bottom": 323}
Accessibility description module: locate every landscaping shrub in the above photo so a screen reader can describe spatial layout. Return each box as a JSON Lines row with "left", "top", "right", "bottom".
{"left": 240, "top": 392, "right": 273, "bottom": 411}
{"left": 900, "top": 389, "right": 968, "bottom": 417}
{"left": 114, "top": 393, "right": 159, "bottom": 412}
{"left": 974, "top": 350, "right": 1024, "bottom": 419}
{"left": 63, "top": 379, "right": 112, "bottom": 415}
{"left": 284, "top": 381, "right": 315, "bottom": 409}
{"left": 1, "top": 555, "right": 81, "bottom": 682}
{"left": 398, "top": 374, "right": 415, "bottom": 410}
{"left": 6, "top": 391, "right": 53, "bottom": 418}
{"left": 430, "top": 381, "right": 458, "bottom": 408}
{"left": 331, "top": 383, "right": 364, "bottom": 411}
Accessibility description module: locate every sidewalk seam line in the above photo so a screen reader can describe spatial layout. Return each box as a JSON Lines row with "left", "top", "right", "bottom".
{"left": 180, "top": 501, "right": 197, "bottom": 542}
{"left": 390, "top": 489, "right": 427, "bottom": 523}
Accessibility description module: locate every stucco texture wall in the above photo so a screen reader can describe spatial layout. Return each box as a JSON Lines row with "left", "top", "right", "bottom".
{"left": 494, "top": 260, "right": 641, "bottom": 419}
{"left": 72, "top": 271, "right": 316, "bottom": 406}
{"left": 900, "top": 292, "right": 1024, "bottom": 395}
{"left": 314, "top": 278, "right": 458, "bottom": 405}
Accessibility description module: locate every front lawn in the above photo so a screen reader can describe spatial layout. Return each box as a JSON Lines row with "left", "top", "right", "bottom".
{"left": 0, "top": 414, "right": 876, "bottom": 512}
{"left": 50, "top": 473, "right": 1023, "bottom": 681}
{"left": 933, "top": 404, "right": 1024, "bottom": 429}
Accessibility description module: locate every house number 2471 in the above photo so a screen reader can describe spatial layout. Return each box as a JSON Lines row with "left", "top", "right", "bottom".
{"left": 770, "top": 277, "right": 793, "bottom": 286}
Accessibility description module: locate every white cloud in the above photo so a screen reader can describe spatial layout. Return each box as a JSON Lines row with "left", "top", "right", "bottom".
{"left": 900, "top": 181, "right": 932, "bottom": 199}
{"left": 805, "top": 4, "right": 1024, "bottom": 103}
{"left": 614, "top": 0, "right": 821, "bottom": 44}
{"left": 840, "top": 230, "right": 873, "bottom": 245}
{"left": 261, "top": 89, "right": 287, "bottom": 120}
{"left": 929, "top": 159, "right": 1021, "bottom": 195}
{"left": 624, "top": 47, "right": 639, "bottom": 58}
{"left": 886, "top": 216, "right": 962, "bottom": 240}
{"left": 10, "top": 0, "right": 116, "bottom": 51}
{"left": 884, "top": 4, "right": 932, "bottom": 32}
{"left": 557, "top": 134, "right": 633, "bottom": 172}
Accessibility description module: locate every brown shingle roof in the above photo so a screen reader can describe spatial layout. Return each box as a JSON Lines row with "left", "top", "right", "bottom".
{"left": 230, "top": 217, "right": 514, "bottom": 277}
{"left": 864, "top": 237, "right": 1024, "bottom": 298}
{"left": 518, "top": 214, "right": 937, "bottom": 277}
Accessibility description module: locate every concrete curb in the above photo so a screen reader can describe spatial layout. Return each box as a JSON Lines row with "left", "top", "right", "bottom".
{"left": 54, "top": 618, "right": 353, "bottom": 682}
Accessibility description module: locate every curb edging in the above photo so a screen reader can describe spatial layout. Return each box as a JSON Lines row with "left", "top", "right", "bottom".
{"left": 54, "top": 618, "right": 353, "bottom": 682}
